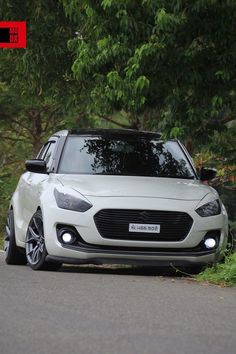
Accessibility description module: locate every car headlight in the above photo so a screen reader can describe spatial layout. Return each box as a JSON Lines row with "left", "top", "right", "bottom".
{"left": 195, "top": 199, "right": 221, "bottom": 217}
{"left": 54, "top": 188, "right": 92, "bottom": 212}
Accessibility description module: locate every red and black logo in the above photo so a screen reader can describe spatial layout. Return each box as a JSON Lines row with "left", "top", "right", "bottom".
{"left": 0, "top": 21, "right": 26, "bottom": 48}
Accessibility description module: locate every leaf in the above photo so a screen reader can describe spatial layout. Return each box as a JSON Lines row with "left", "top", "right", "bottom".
{"left": 135, "top": 76, "right": 150, "bottom": 91}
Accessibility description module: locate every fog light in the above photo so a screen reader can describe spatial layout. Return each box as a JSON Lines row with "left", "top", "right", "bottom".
{"left": 204, "top": 238, "right": 216, "bottom": 249}
{"left": 57, "top": 225, "right": 80, "bottom": 246}
{"left": 61, "top": 232, "right": 73, "bottom": 243}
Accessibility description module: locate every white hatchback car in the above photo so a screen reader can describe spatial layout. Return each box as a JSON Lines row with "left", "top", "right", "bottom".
{"left": 4, "top": 129, "right": 229, "bottom": 271}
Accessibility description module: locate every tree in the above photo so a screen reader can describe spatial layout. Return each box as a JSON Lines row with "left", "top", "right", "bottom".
{"left": 0, "top": 0, "right": 80, "bottom": 155}
{"left": 61, "top": 0, "right": 236, "bottom": 154}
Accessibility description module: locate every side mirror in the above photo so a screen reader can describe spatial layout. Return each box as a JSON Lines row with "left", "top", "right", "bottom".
{"left": 25, "top": 159, "right": 47, "bottom": 174}
{"left": 200, "top": 167, "right": 217, "bottom": 181}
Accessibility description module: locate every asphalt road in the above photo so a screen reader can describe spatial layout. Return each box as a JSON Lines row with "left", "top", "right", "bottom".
{"left": 0, "top": 252, "right": 235, "bottom": 354}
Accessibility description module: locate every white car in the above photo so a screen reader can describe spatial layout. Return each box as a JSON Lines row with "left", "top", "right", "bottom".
{"left": 4, "top": 129, "right": 229, "bottom": 271}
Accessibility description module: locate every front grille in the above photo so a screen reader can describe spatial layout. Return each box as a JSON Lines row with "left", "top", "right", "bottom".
{"left": 94, "top": 209, "right": 193, "bottom": 242}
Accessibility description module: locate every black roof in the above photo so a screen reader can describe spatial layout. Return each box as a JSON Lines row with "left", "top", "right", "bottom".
{"left": 69, "top": 128, "right": 162, "bottom": 139}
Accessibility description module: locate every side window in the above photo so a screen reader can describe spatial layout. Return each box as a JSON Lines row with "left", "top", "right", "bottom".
{"left": 36, "top": 144, "right": 48, "bottom": 159}
{"left": 37, "top": 138, "right": 58, "bottom": 171}
{"left": 44, "top": 142, "right": 56, "bottom": 171}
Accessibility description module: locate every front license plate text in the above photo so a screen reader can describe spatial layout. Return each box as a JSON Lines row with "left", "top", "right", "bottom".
{"left": 129, "top": 223, "right": 161, "bottom": 233}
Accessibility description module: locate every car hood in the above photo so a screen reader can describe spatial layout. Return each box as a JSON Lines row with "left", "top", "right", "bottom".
{"left": 57, "top": 175, "right": 212, "bottom": 201}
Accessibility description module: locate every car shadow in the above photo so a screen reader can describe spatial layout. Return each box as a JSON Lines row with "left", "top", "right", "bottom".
{"left": 58, "top": 264, "right": 199, "bottom": 278}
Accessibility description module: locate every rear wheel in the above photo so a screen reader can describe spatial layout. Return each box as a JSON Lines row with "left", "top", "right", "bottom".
{"left": 4, "top": 209, "right": 27, "bottom": 265}
{"left": 25, "top": 210, "right": 61, "bottom": 271}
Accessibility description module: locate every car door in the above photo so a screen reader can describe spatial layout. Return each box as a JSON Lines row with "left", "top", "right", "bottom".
{"left": 18, "top": 138, "right": 59, "bottom": 241}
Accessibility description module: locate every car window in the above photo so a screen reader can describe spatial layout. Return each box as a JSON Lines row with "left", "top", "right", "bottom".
{"left": 58, "top": 136, "right": 195, "bottom": 179}
{"left": 44, "top": 140, "right": 58, "bottom": 171}
{"left": 36, "top": 139, "right": 58, "bottom": 171}
{"left": 36, "top": 144, "right": 48, "bottom": 159}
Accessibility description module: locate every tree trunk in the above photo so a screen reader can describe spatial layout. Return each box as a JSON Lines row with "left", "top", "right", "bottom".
{"left": 30, "top": 110, "right": 43, "bottom": 157}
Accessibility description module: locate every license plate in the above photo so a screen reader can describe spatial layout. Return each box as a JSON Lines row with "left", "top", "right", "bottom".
{"left": 129, "top": 223, "right": 161, "bottom": 233}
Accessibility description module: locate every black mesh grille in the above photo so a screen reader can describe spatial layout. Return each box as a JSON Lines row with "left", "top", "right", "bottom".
{"left": 94, "top": 209, "right": 193, "bottom": 242}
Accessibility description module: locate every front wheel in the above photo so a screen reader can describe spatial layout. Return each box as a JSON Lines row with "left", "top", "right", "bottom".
{"left": 25, "top": 210, "right": 61, "bottom": 271}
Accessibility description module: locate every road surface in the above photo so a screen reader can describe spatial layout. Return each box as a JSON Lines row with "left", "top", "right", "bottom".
{"left": 0, "top": 252, "right": 235, "bottom": 354}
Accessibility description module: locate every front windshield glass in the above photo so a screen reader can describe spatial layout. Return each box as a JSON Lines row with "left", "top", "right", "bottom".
{"left": 58, "top": 136, "right": 195, "bottom": 179}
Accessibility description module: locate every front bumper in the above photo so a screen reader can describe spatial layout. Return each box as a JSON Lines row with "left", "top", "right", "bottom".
{"left": 42, "top": 195, "right": 228, "bottom": 266}
{"left": 46, "top": 249, "right": 217, "bottom": 267}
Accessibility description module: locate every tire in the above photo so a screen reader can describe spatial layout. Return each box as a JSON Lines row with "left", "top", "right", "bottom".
{"left": 4, "top": 209, "right": 27, "bottom": 265}
{"left": 25, "top": 210, "right": 61, "bottom": 271}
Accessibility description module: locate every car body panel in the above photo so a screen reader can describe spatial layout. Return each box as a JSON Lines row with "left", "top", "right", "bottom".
{"left": 57, "top": 174, "right": 215, "bottom": 200}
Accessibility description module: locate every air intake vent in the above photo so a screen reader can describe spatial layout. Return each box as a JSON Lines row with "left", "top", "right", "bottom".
{"left": 94, "top": 209, "right": 193, "bottom": 242}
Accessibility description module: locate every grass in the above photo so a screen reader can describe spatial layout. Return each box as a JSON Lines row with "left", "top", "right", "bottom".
{"left": 197, "top": 252, "right": 236, "bottom": 286}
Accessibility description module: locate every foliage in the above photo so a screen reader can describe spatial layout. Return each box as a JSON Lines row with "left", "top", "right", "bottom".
{"left": 62, "top": 0, "right": 236, "bottom": 153}
{"left": 0, "top": 0, "right": 80, "bottom": 154}
{"left": 197, "top": 253, "right": 236, "bottom": 286}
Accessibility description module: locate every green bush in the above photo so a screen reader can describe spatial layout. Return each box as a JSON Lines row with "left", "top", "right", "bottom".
{"left": 197, "top": 253, "right": 236, "bottom": 286}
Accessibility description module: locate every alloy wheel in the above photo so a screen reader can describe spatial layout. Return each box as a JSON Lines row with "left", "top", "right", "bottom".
{"left": 26, "top": 214, "right": 45, "bottom": 265}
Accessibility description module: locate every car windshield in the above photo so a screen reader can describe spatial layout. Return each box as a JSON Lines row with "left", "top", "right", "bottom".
{"left": 58, "top": 135, "right": 195, "bottom": 179}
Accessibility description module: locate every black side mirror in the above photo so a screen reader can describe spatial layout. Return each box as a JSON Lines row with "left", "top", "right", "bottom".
{"left": 200, "top": 167, "right": 217, "bottom": 181}
{"left": 25, "top": 159, "right": 47, "bottom": 174}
